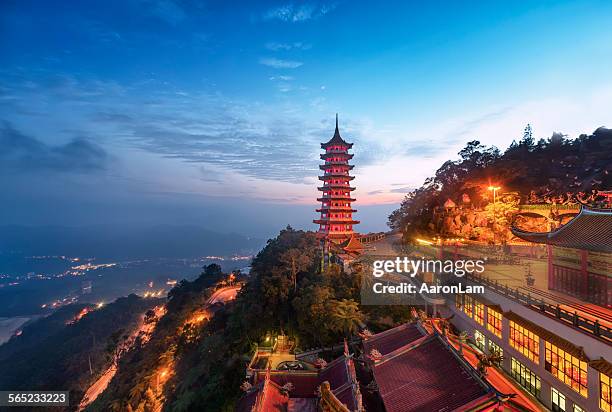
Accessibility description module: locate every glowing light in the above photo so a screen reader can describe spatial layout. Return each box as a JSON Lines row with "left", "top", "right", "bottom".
{"left": 416, "top": 238, "right": 433, "bottom": 245}
{"left": 97, "top": 302, "right": 104, "bottom": 309}
{"left": 487, "top": 186, "right": 501, "bottom": 191}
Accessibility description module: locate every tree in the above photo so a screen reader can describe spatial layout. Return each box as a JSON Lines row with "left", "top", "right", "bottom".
{"left": 519, "top": 124, "right": 534, "bottom": 149}
{"left": 280, "top": 248, "right": 311, "bottom": 292}
{"left": 329, "top": 299, "right": 364, "bottom": 338}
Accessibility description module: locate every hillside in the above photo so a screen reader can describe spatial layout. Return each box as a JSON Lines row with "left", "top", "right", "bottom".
{"left": 0, "top": 295, "right": 161, "bottom": 410}
{"left": 388, "top": 126, "right": 612, "bottom": 237}
{"left": 87, "top": 227, "right": 410, "bottom": 412}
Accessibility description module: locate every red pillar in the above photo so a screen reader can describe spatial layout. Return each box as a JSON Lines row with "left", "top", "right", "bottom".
{"left": 580, "top": 250, "right": 588, "bottom": 300}
{"left": 547, "top": 245, "right": 554, "bottom": 291}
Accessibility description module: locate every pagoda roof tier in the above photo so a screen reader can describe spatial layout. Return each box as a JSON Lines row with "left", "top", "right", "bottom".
{"left": 319, "top": 163, "right": 354, "bottom": 170}
{"left": 317, "top": 196, "right": 356, "bottom": 202}
{"left": 314, "top": 219, "right": 360, "bottom": 225}
{"left": 321, "top": 114, "right": 353, "bottom": 149}
{"left": 321, "top": 152, "right": 353, "bottom": 160}
{"left": 318, "top": 186, "right": 356, "bottom": 191}
{"left": 511, "top": 205, "right": 612, "bottom": 252}
{"left": 319, "top": 175, "right": 355, "bottom": 181}
{"left": 317, "top": 207, "right": 357, "bottom": 213}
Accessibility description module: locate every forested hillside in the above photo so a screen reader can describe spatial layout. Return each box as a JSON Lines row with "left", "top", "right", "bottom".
{"left": 89, "top": 227, "right": 410, "bottom": 411}
{"left": 388, "top": 126, "right": 612, "bottom": 235}
{"left": 0, "top": 295, "right": 160, "bottom": 411}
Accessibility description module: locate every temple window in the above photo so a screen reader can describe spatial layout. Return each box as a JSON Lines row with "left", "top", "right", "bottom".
{"left": 551, "top": 388, "right": 566, "bottom": 412}
{"left": 474, "top": 301, "right": 484, "bottom": 325}
{"left": 511, "top": 357, "right": 541, "bottom": 398}
{"left": 488, "top": 341, "right": 503, "bottom": 365}
{"left": 487, "top": 308, "right": 502, "bottom": 338}
{"left": 600, "top": 372, "right": 611, "bottom": 412}
{"left": 463, "top": 295, "right": 473, "bottom": 317}
{"left": 509, "top": 321, "right": 539, "bottom": 364}
{"left": 474, "top": 330, "right": 485, "bottom": 350}
{"left": 545, "top": 341, "right": 587, "bottom": 397}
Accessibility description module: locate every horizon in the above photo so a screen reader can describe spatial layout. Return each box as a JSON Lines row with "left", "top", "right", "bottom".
{"left": 2, "top": 0, "right": 612, "bottom": 238}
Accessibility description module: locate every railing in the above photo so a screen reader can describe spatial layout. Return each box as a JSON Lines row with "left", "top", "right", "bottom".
{"left": 518, "top": 204, "right": 580, "bottom": 210}
{"left": 466, "top": 273, "right": 612, "bottom": 343}
{"left": 358, "top": 233, "right": 386, "bottom": 243}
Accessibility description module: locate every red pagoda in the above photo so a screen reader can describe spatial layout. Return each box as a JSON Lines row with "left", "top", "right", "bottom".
{"left": 314, "top": 115, "right": 360, "bottom": 264}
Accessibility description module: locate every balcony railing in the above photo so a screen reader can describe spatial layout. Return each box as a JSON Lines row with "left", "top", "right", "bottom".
{"left": 466, "top": 273, "right": 612, "bottom": 343}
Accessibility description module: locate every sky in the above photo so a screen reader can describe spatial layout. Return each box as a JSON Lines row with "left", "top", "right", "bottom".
{"left": 1, "top": 0, "right": 612, "bottom": 238}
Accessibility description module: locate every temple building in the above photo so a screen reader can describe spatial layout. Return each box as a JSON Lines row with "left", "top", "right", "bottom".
{"left": 361, "top": 323, "right": 501, "bottom": 412}
{"left": 314, "top": 115, "right": 361, "bottom": 266}
{"left": 512, "top": 205, "right": 612, "bottom": 307}
{"left": 236, "top": 341, "right": 363, "bottom": 412}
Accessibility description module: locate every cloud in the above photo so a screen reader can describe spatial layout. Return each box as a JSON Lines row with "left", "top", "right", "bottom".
{"left": 263, "top": 3, "right": 337, "bottom": 22}
{"left": 390, "top": 186, "right": 413, "bottom": 193}
{"left": 259, "top": 58, "right": 303, "bottom": 69}
{"left": 265, "top": 42, "right": 312, "bottom": 51}
{"left": 0, "top": 121, "right": 108, "bottom": 173}
{"left": 269, "top": 75, "right": 294, "bottom": 81}
{"left": 367, "top": 190, "right": 384, "bottom": 195}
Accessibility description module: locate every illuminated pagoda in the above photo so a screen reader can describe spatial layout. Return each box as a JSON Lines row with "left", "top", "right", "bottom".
{"left": 314, "top": 115, "right": 360, "bottom": 266}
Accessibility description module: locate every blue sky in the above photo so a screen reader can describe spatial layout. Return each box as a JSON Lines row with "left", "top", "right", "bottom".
{"left": 1, "top": 0, "right": 611, "bottom": 237}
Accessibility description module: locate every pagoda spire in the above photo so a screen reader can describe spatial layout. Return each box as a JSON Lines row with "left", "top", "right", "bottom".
{"left": 335, "top": 113, "right": 339, "bottom": 133}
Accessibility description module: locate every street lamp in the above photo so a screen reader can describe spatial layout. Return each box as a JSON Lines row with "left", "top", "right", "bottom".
{"left": 488, "top": 186, "right": 501, "bottom": 245}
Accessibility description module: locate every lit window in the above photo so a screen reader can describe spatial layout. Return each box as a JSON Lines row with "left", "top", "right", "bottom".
{"left": 474, "top": 330, "right": 485, "bottom": 350}
{"left": 488, "top": 341, "right": 503, "bottom": 366}
{"left": 463, "top": 295, "right": 473, "bottom": 317}
{"left": 511, "top": 357, "right": 541, "bottom": 398}
{"left": 487, "top": 308, "right": 502, "bottom": 338}
{"left": 509, "top": 321, "right": 539, "bottom": 364}
{"left": 455, "top": 294, "right": 463, "bottom": 309}
{"left": 552, "top": 388, "right": 566, "bottom": 412}
{"left": 573, "top": 404, "right": 584, "bottom": 412}
{"left": 474, "top": 301, "right": 484, "bottom": 325}
{"left": 602, "top": 373, "right": 612, "bottom": 412}
{"left": 545, "top": 341, "right": 588, "bottom": 397}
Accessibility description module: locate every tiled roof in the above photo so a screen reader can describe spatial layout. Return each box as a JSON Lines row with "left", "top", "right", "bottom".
{"left": 342, "top": 235, "right": 364, "bottom": 252}
{"left": 363, "top": 323, "right": 425, "bottom": 356}
{"left": 321, "top": 115, "right": 353, "bottom": 149}
{"left": 504, "top": 311, "right": 589, "bottom": 360}
{"left": 244, "top": 355, "right": 360, "bottom": 410}
{"left": 320, "top": 356, "right": 351, "bottom": 390}
{"left": 236, "top": 379, "right": 288, "bottom": 412}
{"left": 372, "top": 336, "right": 489, "bottom": 412}
{"left": 512, "top": 206, "right": 612, "bottom": 252}
{"left": 590, "top": 358, "right": 612, "bottom": 377}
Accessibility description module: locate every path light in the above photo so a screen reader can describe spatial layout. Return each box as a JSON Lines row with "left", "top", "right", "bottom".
{"left": 487, "top": 185, "right": 502, "bottom": 244}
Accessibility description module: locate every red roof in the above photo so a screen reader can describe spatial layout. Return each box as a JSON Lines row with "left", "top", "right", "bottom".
{"left": 363, "top": 323, "right": 424, "bottom": 356}
{"left": 512, "top": 206, "right": 612, "bottom": 252}
{"left": 342, "top": 235, "right": 364, "bottom": 252}
{"left": 243, "top": 355, "right": 361, "bottom": 410}
{"left": 236, "top": 379, "right": 288, "bottom": 412}
{"left": 372, "top": 336, "right": 489, "bottom": 412}
{"left": 268, "top": 372, "right": 319, "bottom": 398}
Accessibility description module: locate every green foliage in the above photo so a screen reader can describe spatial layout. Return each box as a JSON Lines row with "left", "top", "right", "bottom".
{"left": 388, "top": 127, "right": 612, "bottom": 235}
{"left": 0, "top": 295, "right": 159, "bottom": 408}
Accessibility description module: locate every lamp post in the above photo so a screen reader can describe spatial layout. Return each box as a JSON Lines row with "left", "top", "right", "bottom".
{"left": 488, "top": 186, "right": 501, "bottom": 245}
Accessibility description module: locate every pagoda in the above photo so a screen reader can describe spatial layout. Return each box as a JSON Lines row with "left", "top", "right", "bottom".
{"left": 314, "top": 115, "right": 360, "bottom": 264}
